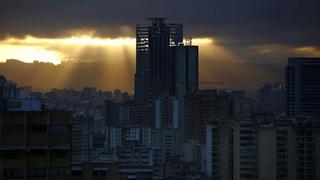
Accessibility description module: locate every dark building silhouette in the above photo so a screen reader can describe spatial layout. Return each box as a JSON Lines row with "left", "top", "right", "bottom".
{"left": 134, "top": 18, "right": 200, "bottom": 129}
{"left": 0, "top": 111, "right": 72, "bottom": 179}
{"left": 171, "top": 45, "right": 199, "bottom": 131}
{"left": 286, "top": 58, "right": 320, "bottom": 119}
{"left": 135, "top": 18, "right": 183, "bottom": 104}
{"left": 185, "top": 90, "right": 233, "bottom": 144}
{"left": 172, "top": 45, "right": 198, "bottom": 98}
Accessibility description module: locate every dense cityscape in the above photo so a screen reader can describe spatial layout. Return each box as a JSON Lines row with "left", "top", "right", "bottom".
{"left": 1, "top": 17, "right": 320, "bottom": 180}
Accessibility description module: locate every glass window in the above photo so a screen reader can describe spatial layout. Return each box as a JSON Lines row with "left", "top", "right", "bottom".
{"left": 50, "top": 125, "right": 68, "bottom": 134}
{"left": 27, "top": 168, "right": 47, "bottom": 177}
{"left": 31, "top": 125, "right": 47, "bottom": 133}
{"left": 50, "top": 167, "right": 70, "bottom": 176}
{"left": 4, "top": 168, "right": 24, "bottom": 177}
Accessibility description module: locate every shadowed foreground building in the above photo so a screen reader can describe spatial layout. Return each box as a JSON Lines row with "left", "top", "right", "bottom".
{"left": 0, "top": 111, "right": 72, "bottom": 179}
{"left": 71, "top": 161, "right": 119, "bottom": 180}
{"left": 206, "top": 115, "right": 320, "bottom": 180}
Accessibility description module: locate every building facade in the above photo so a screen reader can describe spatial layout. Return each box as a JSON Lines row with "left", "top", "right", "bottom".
{"left": 135, "top": 18, "right": 183, "bottom": 104}
{"left": 286, "top": 58, "right": 320, "bottom": 118}
{"left": 205, "top": 116, "right": 320, "bottom": 180}
{"left": 0, "top": 111, "right": 72, "bottom": 180}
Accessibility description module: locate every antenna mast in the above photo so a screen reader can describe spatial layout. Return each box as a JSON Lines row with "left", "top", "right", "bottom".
{"left": 185, "top": 37, "right": 192, "bottom": 46}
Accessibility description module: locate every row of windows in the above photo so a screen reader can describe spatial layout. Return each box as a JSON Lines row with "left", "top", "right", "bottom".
{"left": 3, "top": 150, "right": 69, "bottom": 158}
{"left": 4, "top": 167, "right": 69, "bottom": 177}
{"left": 2, "top": 125, "right": 69, "bottom": 134}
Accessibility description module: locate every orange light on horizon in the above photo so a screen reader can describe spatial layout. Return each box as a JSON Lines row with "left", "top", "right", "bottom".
{"left": 191, "top": 37, "right": 215, "bottom": 45}
{"left": 4, "top": 35, "right": 136, "bottom": 46}
{"left": 0, "top": 44, "right": 63, "bottom": 65}
{"left": 0, "top": 35, "right": 216, "bottom": 65}
{"left": 0, "top": 35, "right": 136, "bottom": 64}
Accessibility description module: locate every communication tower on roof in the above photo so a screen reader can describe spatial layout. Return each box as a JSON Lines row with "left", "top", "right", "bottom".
{"left": 185, "top": 37, "right": 192, "bottom": 46}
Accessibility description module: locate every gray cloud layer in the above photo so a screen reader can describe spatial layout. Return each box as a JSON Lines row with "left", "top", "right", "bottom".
{"left": 0, "top": 0, "right": 319, "bottom": 46}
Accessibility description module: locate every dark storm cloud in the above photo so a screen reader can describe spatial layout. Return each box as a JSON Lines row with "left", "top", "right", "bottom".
{"left": 1, "top": 0, "right": 319, "bottom": 93}
{"left": 0, "top": 0, "right": 319, "bottom": 47}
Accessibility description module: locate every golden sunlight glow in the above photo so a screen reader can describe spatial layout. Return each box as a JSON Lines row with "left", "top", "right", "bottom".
{"left": 0, "top": 34, "right": 261, "bottom": 92}
{"left": 0, "top": 35, "right": 215, "bottom": 64}
{"left": 191, "top": 37, "right": 215, "bottom": 45}
{"left": 251, "top": 44, "right": 320, "bottom": 57}
{"left": 7, "top": 35, "right": 136, "bottom": 46}
{"left": 0, "top": 44, "right": 62, "bottom": 65}
{"left": 0, "top": 35, "right": 136, "bottom": 64}
{"left": 294, "top": 46, "right": 320, "bottom": 56}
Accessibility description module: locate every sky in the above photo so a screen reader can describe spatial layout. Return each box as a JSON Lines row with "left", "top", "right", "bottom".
{"left": 0, "top": 0, "right": 319, "bottom": 92}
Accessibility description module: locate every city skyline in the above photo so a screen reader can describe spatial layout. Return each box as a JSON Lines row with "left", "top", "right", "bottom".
{"left": 0, "top": 3, "right": 320, "bottom": 177}
{"left": 1, "top": 0, "right": 320, "bottom": 93}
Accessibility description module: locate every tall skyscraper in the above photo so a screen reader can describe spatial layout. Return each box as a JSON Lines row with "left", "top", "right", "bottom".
{"left": 286, "top": 57, "right": 320, "bottom": 119}
{"left": 135, "top": 18, "right": 183, "bottom": 104}
{"left": 172, "top": 45, "right": 199, "bottom": 98}
{"left": 171, "top": 45, "right": 199, "bottom": 131}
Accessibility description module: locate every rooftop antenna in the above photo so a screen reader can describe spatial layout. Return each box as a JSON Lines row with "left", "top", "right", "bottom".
{"left": 185, "top": 37, "right": 192, "bottom": 46}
